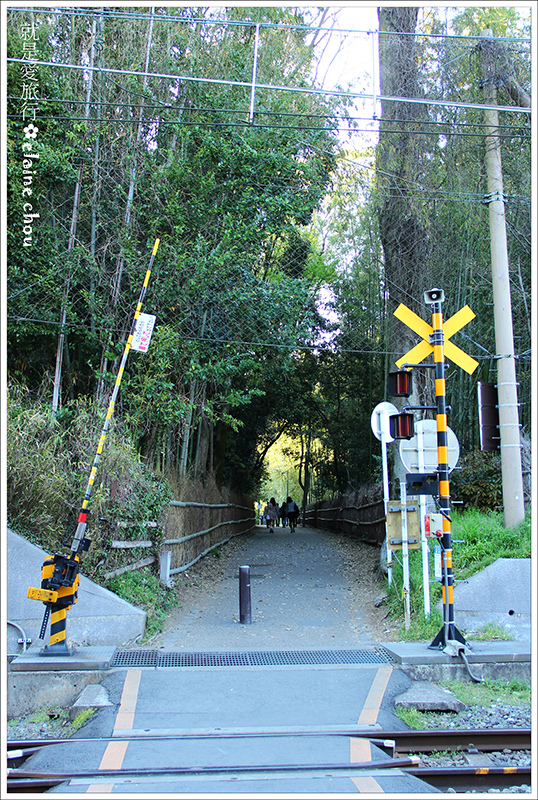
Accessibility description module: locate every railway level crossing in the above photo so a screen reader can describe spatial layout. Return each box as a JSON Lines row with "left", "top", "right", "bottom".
{"left": 13, "top": 661, "right": 438, "bottom": 794}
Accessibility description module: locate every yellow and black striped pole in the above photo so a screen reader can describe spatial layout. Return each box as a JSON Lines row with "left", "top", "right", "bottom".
{"left": 69, "top": 237, "right": 160, "bottom": 561}
{"left": 428, "top": 293, "right": 466, "bottom": 651}
{"left": 27, "top": 238, "right": 160, "bottom": 654}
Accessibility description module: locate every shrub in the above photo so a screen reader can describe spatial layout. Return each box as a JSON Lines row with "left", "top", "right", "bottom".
{"left": 6, "top": 383, "right": 171, "bottom": 578}
{"left": 449, "top": 449, "right": 502, "bottom": 510}
{"left": 105, "top": 568, "right": 180, "bottom": 639}
{"left": 384, "top": 508, "right": 530, "bottom": 639}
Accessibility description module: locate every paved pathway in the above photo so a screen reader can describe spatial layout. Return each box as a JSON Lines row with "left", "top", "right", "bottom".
{"left": 152, "top": 524, "right": 379, "bottom": 652}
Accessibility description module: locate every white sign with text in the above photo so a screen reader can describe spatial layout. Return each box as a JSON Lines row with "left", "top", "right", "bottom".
{"left": 131, "top": 313, "right": 156, "bottom": 352}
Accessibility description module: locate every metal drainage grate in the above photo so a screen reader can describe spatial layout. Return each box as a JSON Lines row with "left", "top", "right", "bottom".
{"left": 112, "top": 650, "right": 159, "bottom": 667}
{"left": 112, "top": 648, "right": 394, "bottom": 668}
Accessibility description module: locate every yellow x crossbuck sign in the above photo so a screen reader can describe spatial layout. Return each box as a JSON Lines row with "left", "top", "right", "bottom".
{"left": 394, "top": 303, "right": 479, "bottom": 375}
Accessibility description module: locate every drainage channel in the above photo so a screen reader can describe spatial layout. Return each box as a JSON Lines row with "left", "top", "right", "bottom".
{"left": 112, "top": 648, "right": 395, "bottom": 668}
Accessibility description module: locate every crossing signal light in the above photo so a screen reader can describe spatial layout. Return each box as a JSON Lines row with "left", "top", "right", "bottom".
{"left": 389, "top": 413, "right": 415, "bottom": 440}
{"left": 388, "top": 370, "right": 413, "bottom": 397}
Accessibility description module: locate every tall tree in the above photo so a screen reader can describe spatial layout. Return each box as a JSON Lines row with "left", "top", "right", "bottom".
{"left": 376, "top": 7, "right": 435, "bottom": 485}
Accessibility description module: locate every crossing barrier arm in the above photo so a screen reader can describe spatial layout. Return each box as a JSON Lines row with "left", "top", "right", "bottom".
{"left": 27, "top": 239, "right": 160, "bottom": 651}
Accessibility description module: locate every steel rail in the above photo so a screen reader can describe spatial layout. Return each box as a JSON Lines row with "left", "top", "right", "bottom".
{"left": 403, "top": 765, "right": 531, "bottom": 792}
{"left": 368, "top": 727, "right": 531, "bottom": 753}
{"left": 8, "top": 755, "right": 419, "bottom": 781}
{"left": 7, "top": 727, "right": 530, "bottom": 752}
{"left": 6, "top": 730, "right": 396, "bottom": 748}
{"left": 7, "top": 730, "right": 530, "bottom": 793}
{"left": 7, "top": 767, "right": 531, "bottom": 795}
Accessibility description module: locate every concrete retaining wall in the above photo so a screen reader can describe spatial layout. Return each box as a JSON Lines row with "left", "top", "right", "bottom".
{"left": 7, "top": 528, "right": 146, "bottom": 652}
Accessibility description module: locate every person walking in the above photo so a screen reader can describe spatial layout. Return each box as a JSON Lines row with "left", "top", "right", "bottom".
{"left": 264, "top": 497, "right": 279, "bottom": 533}
{"left": 280, "top": 500, "right": 288, "bottom": 528}
{"left": 286, "top": 496, "right": 299, "bottom": 532}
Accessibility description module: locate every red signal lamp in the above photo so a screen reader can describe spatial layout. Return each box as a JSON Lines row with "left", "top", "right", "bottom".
{"left": 388, "top": 370, "right": 413, "bottom": 398}
{"left": 425, "top": 513, "right": 444, "bottom": 538}
{"left": 389, "top": 412, "right": 415, "bottom": 440}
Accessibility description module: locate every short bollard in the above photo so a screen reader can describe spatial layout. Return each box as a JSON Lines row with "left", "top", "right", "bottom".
{"left": 239, "top": 565, "right": 251, "bottom": 624}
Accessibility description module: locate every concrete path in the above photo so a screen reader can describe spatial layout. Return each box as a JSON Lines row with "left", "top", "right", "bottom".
{"left": 150, "top": 523, "right": 379, "bottom": 652}
{"left": 29, "top": 663, "right": 435, "bottom": 794}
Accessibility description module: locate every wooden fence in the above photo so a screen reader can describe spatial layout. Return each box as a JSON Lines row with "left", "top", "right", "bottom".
{"left": 161, "top": 500, "right": 254, "bottom": 583}
{"left": 304, "top": 490, "right": 386, "bottom": 545}
{"left": 103, "top": 488, "right": 385, "bottom": 582}
{"left": 104, "top": 500, "right": 255, "bottom": 582}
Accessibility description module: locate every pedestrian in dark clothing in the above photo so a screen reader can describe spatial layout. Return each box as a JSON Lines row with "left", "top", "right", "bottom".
{"left": 280, "top": 500, "right": 288, "bottom": 528}
{"left": 286, "top": 496, "right": 299, "bottom": 532}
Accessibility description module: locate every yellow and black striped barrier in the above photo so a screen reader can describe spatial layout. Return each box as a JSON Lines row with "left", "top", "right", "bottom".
{"left": 427, "top": 295, "right": 466, "bottom": 649}
{"left": 27, "top": 239, "right": 160, "bottom": 654}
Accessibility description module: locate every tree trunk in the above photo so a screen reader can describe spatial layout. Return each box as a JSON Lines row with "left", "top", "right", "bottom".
{"left": 376, "top": 7, "right": 433, "bottom": 489}
{"left": 52, "top": 16, "right": 98, "bottom": 413}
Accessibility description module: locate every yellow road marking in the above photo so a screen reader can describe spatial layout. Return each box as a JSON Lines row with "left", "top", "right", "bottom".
{"left": 358, "top": 667, "right": 392, "bottom": 725}
{"left": 351, "top": 775, "right": 384, "bottom": 792}
{"left": 347, "top": 669, "right": 394, "bottom": 791}
{"left": 350, "top": 737, "right": 371, "bottom": 763}
{"left": 86, "top": 669, "right": 141, "bottom": 793}
{"left": 350, "top": 737, "right": 385, "bottom": 792}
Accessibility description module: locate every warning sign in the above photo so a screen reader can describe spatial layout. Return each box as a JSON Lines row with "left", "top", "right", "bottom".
{"left": 131, "top": 313, "right": 156, "bottom": 352}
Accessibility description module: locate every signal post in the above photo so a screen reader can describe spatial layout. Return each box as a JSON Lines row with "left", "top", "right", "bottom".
{"left": 389, "top": 288, "right": 478, "bottom": 653}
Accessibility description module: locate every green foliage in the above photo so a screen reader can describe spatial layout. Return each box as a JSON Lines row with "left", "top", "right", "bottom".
{"left": 394, "top": 707, "right": 428, "bottom": 730}
{"left": 449, "top": 508, "right": 531, "bottom": 577}
{"left": 450, "top": 450, "right": 503, "bottom": 510}
{"left": 105, "top": 568, "right": 181, "bottom": 640}
{"left": 384, "top": 508, "right": 530, "bottom": 639}
{"left": 441, "top": 677, "right": 530, "bottom": 707}
{"left": 5, "top": 6, "right": 531, "bottom": 503}
{"left": 470, "top": 622, "right": 513, "bottom": 641}
{"left": 6, "top": 383, "right": 171, "bottom": 575}
{"left": 71, "top": 708, "right": 96, "bottom": 732}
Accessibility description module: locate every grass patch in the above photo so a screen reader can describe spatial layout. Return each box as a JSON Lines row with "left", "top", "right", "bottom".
{"left": 467, "top": 622, "right": 514, "bottom": 641}
{"left": 385, "top": 509, "right": 531, "bottom": 641}
{"left": 7, "top": 705, "right": 96, "bottom": 739}
{"left": 394, "top": 707, "right": 428, "bottom": 730}
{"left": 394, "top": 678, "right": 531, "bottom": 730}
{"left": 439, "top": 677, "right": 530, "bottom": 707}
{"left": 105, "top": 567, "right": 181, "bottom": 640}
{"left": 71, "top": 708, "right": 95, "bottom": 731}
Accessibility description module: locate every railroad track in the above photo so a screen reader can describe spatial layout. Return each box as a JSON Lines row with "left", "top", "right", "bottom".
{"left": 7, "top": 727, "right": 531, "bottom": 793}
{"left": 374, "top": 728, "right": 532, "bottom": 792}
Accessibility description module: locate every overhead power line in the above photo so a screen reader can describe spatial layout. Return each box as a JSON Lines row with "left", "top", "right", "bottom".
{"left": 4, "top": 94, "right": 531, "bottom": 127}
{"left": 7, "top": 58, "right": 531, "bottom": 116}
{"left": 6, "top": 113, "right": 531, "bottom": 142}
{"left": 7, "top": 5, "right": 531, "bottom": 44}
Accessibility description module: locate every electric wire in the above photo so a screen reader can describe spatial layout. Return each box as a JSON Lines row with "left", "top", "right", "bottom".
{"left": 6, "top": 113, "right": 532, "bottom": 141}
{"left": 6, "top": 94, "right": 532, "bottom": 133}
{"left": 7, "top": 5, "right": 531, "bottom": 43}
{"left": 7, "top": 58, "right": 531, "bottom": 115}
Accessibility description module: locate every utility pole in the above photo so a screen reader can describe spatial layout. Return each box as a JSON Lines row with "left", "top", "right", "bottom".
{"left": 479, "top": 30, "right": 525, "bottom": 528}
